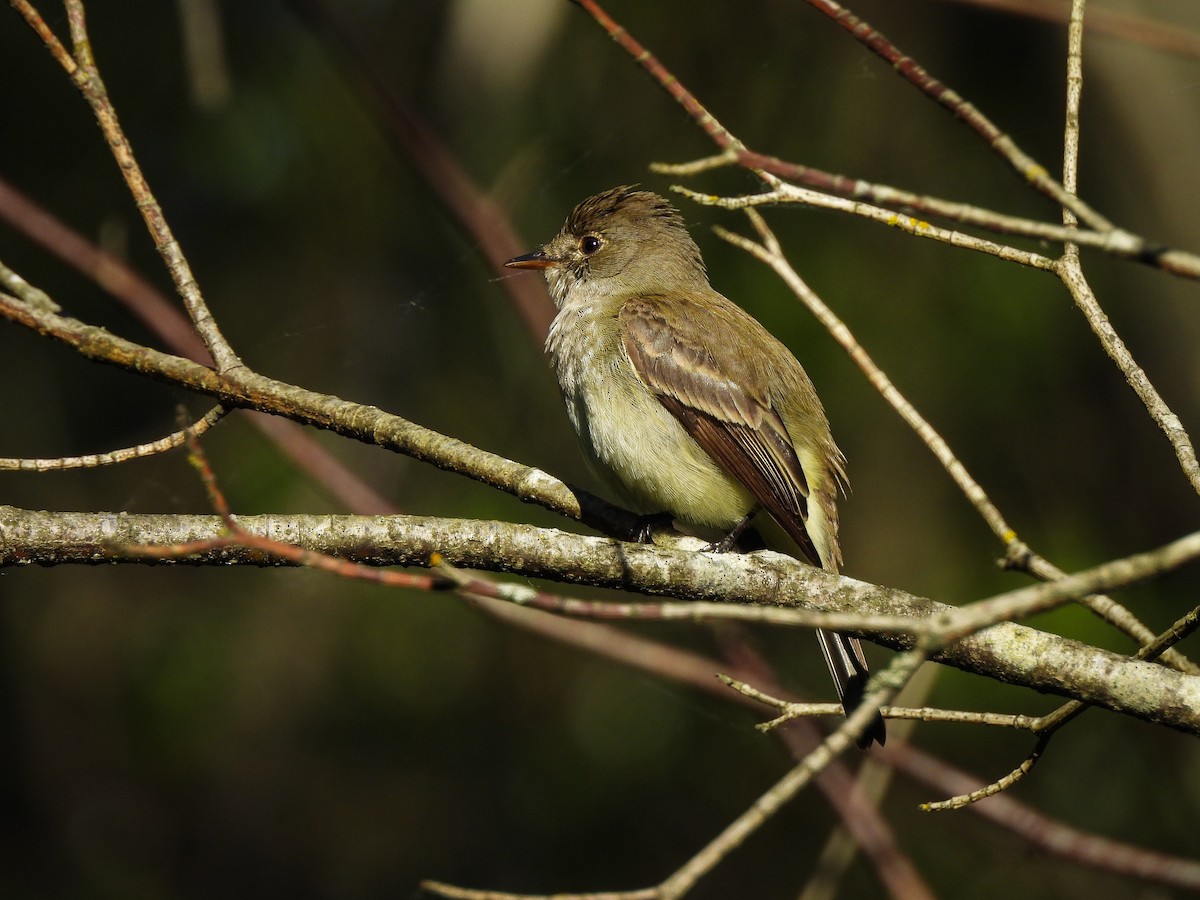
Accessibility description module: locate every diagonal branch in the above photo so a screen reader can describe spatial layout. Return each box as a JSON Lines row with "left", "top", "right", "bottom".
{"left": 711, "top": 213, "right": 1196, "bottom": 673}
{"left": 798, "top": 0, "right": 1109, "bottom": 230}
{"left": 574, "top": 0, "right": 1200, "bottom": 278}
{"left": 1049, "top": 0, "right": 1200, "bottom": 498}
{"left": 11, "top": 0, "right": 243, "bottom": 372}
{"left": 0, "top": 285, "right": 637, "bottom": 536}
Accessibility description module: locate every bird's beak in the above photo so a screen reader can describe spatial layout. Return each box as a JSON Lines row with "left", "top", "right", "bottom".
{"left": 504, "top": 249, "right": 558, "bottom": 270}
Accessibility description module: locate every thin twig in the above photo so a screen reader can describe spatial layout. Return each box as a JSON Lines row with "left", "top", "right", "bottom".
{"left": 797, "top": 0, "right": 1110, "bottom": 231}
{"left": 922, "top": 736, "right": 1049, "bottom": 811}
{"left": 13, "top": 0, "right": 242, "bottom": 372}
{"left": 686, "top": 181, "right": 1057, "bottom": 271}
{"left": 0, "top": 406, "right": 227, "bottom": 471}
{"left": 719, "top": 674, "right": 1042, "bottom": 732}
{"left": 575, "top": 0, "right": 1200, "bottom": 278}
{"left": 1055, "top": 262, "right": 1200, "bottom": 497}
{"left": 652, "top": 153, "right": 1149, "bottom": 260}
{"left": 928, "top": 600, "right": 1200, "bottom": 810}
{"left": 714, "top": 212, "right": 1196, "bottom": 671}
{"left": 1049, "top": 0, "right": 1200, "bottom": 498}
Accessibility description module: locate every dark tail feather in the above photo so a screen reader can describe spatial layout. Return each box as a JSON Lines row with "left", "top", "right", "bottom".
{"left": 816, "top": 628, "right": 887, "bottom": 748}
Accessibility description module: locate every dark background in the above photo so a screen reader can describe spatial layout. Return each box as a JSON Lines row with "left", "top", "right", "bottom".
{"left": 2, "top": 1, "right": 1199, "bottom": 897}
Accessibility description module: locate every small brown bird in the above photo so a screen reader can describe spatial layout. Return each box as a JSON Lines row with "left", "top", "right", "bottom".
{"left": 506, "top": 186, "right": 884, "bottom": 747}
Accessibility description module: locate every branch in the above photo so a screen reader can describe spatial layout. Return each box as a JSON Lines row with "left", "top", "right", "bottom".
{"left": 797, "top": 0, "right": 1107, "bottom": 229}
{"left": 711, "top": 212, "right": 1196, "bottom": 674}
{"left": 12, "top": 1, "right": 243, "bottom": 371}
{"left": 574, "top": 0, "right": 1200, "bottom": 278}
{"left": 0, "top": 287, "right": 641, "bottom": 537}
{"left": 687, "top": 181, "right": 1057, "bottom": 271}
{"left": 0, "top": 405, "right": 226, "bottom": 471}
{"left": 4, "top": 505, "right": 1199, "bottom": 734}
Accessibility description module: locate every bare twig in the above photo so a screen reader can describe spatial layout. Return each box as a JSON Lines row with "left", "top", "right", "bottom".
{"left": 719, "top": 674, "right": 1042, "bottom": 732}
{"left": 713, "top": 212, "right": 1196, "bottom": 672}
{"left": 574, "top": 0, "right": 1200, "bottom": 277}
{"left": 0, "top": 405, "right": 227, "bottom": 471}
{"left": 12, "top": 0, "right": 243, "bottom": 372}
{"left": 928, "top": 600, "right": 1200, "bottom": 811}
{"left": 922, "top": 735, "right": 1050, "bottom": 811}
{"left": 652, "top": 153, "right": 1148, "bottom": 260}
{"left": 686, "top": 180, "right": 1057, "bottom": 270}
{"left": 797, "top": 0, "right": 1109, "bottom": 230}
{"left": 1050, "top": 0, "right": 1200, "bottom": 497}
{"left": 1056, "top": 259, "right": 1200, "bottom": 498}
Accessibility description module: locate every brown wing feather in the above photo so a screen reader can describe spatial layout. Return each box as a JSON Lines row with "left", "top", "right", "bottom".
{"left": 655, "top": 396, "right": 822, "bottom": 567}
{"left": 619, "top": 295, "right": 822, "bottom": 568}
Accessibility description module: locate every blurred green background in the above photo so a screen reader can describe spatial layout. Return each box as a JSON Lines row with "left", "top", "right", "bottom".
{"left": 2, "top": 1, "right": 1200, "bottom": 897}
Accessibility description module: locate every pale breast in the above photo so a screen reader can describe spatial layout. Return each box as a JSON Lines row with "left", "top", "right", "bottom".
{"left": 548, "top": 303, "right": 754, "bottom": 529}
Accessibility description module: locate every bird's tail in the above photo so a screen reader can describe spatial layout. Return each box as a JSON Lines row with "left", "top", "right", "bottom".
{"left": 816, "top": 628, "right": 887, "bottom": 748}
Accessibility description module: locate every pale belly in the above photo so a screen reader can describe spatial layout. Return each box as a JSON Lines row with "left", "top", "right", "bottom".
{"left": 565, "top": 360, "right": 755, "bottom": 530}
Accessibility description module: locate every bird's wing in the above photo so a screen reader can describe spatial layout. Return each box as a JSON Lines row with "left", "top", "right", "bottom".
{"left": 621, "top": 294, "right": 883, "bottom": 747}
{"left": 618, "top": 293, "right": 821, "bottom": 567}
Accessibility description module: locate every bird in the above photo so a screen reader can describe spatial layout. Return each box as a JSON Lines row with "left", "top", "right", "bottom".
{"left": 505, "top": 186, "right": 885, "bottom": 747}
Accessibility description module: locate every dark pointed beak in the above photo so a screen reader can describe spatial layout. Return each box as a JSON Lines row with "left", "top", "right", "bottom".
{"left": 504, "top": 248, "right": 558, "bottom": 270}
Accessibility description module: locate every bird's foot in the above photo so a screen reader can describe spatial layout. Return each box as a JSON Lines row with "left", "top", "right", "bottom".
{"left": 702, "top": 509, "right": 758, "bottom": 553}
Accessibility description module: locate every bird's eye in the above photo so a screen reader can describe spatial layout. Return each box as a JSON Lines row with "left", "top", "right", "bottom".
{"left": 580, "top": 235, "right": 602, "bottom": 255}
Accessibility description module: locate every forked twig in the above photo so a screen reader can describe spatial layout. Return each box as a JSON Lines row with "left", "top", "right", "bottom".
{"left": 11, "top": 0, "right": 243, "bottom": 372}
{"left": 926, "top": 600, "right": 1200, "bottom": 811}
{"left": 573, "top": 0, "right": 1200, "bottom": 278}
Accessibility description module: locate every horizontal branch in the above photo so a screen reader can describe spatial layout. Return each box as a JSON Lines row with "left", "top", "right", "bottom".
{"left": 688, "top": 183, "right": 1057, "bottom": 270}
{"left": 4, "top": 505, "right": 1198, "bottom": 736}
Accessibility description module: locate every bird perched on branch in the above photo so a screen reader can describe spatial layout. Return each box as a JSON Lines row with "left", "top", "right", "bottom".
{"left": 507, "top": 186, "right": 885, "bottom": 747}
